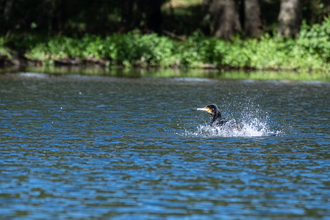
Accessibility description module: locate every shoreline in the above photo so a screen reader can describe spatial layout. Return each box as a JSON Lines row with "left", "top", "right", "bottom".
{"left": 0, "top": 52, "right": 320, "bottom": 73}
{"left": 1, "top": 25, "right": 330, "bottom": 74}
{"left": 1, "top": 64, "right": 329, "bottom": 82}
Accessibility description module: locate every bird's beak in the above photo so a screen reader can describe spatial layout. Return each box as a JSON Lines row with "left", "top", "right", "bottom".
{"left": 197, "top": 107, "right": 211, "bottom": 113}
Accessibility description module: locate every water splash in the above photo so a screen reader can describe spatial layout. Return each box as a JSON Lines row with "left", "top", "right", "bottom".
{"left": 184, "top": 118, "right": 279, "bottom": 137}
{"left": 184, "top": 117, "right": 279, "bottom": 137}
{"left": 184, "top": 103, "right": 281, "bottom": 137}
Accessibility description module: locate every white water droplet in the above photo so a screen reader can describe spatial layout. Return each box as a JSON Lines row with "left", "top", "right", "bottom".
{"left": 184, "top": 118, "right": 279, "bottom": 138}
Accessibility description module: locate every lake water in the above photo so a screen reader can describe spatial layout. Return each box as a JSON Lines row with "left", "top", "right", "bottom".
{"left": 1, "top": 70, "right": 330, "bottom": 219}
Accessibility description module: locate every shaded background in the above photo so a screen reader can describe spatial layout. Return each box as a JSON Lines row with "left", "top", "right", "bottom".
{"left": 1, "top": 0, "right": 330, "bottom": 39}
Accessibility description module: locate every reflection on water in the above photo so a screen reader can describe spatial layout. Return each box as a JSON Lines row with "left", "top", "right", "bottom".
{"left": 2, "top": 66, "right": 330, "bottom": 81}
{"left": 0, "top": 70, "right": 330, "bottom": 219}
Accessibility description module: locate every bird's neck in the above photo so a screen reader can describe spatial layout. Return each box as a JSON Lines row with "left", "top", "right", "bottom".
{"left": 210, "top": 111, "right": 221, "bottom": 126}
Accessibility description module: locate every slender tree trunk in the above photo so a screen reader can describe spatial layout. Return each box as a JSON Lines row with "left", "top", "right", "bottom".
{"left": 203, "top": 0, "right": 241, "bottom": 39}
{"left": 244, "top": 0, "right": 261, "bottom": 37}
{"left": 277, "top": 0, "right": 302, "bottom": 38}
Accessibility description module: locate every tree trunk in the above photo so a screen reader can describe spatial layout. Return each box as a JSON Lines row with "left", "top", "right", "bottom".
{"left": 203, "top": 0, "right": 242, "bottom": 39}
{"left": 244, "top": 0, "right": 261, "bottom": 37}
{"left": 277, "top": 0, "right": 302, "bottom": 38}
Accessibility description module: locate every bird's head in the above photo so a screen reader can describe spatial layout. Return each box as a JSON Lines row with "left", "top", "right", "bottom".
{"left": 197, "top": 104, "right": 219, "bottom": 116}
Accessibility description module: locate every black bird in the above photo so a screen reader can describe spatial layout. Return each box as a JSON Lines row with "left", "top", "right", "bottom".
{"left": 197, "top": 104, "right": 243, "bottom": 130}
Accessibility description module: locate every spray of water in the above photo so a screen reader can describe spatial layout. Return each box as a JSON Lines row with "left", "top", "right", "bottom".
{"left": 184, "top": 120, "right": 275, "bottom": 137}
{"left": 183, "top": 103, "right": 281, "bottom": 137}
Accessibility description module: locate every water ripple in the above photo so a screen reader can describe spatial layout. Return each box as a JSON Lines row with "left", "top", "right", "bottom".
{"left": 0, "top": 73, "right": 330, "bottom": 219}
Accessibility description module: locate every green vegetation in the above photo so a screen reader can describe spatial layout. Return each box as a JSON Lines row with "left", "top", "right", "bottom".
{"left": 0, "top": 37, "right": 10, "bottom": 58}
{"left": 1, "top": 16, "right": 330, "bottom": 72}
{"left": 1, "top": 0, "right": 330, "bottom": 76}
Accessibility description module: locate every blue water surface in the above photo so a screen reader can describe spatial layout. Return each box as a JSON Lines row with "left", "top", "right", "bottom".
{"left": 0, "top": 72, "right": 330, "bottom": 219}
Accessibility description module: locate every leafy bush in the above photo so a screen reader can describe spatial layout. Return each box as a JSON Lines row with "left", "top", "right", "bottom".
{"left": 6, "top": 16, "right": 330, "bottom": 71}
{"left": 297, "top": 17, "right": 330, "bottom": 63}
